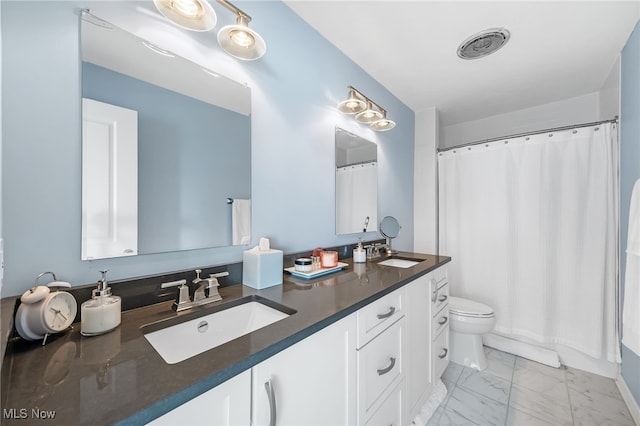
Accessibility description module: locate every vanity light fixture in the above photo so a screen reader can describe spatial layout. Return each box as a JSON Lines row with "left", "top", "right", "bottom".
{"left": 338, "top": 86, "right": 396, "bottom": 131}
{"left": 355, "top": 101, "right": 384, "bottom": 124}
{"left": 216, "top": 0, "right": 266, "bottom": 60}
{"left": 153, "top": 0, "right": 217, "bottom": 32}
{"left": 337, "top": 86, "right": 367, "bottom": 114}
{"left": 370, "top": 110, "right": 396, "bottom": 132}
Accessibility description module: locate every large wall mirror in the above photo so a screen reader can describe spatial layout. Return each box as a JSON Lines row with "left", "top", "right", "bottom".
{"left": 335, "top": 127, "right": 378, "bottom": 235}
{"left": 80, "top": 12, "right": 251, "bottom": 260}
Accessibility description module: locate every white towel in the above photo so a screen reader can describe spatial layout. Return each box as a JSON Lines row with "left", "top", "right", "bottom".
{"left": 232, "top": 199, "right": 251, "bottom": 245}
{"left": 623, "top": 179, "right": 640, "bottom": 356}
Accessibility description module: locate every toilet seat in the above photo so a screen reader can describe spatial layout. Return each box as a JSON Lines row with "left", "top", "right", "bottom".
{"left": 449, "top": 296, "right": 494, "bottom": 318}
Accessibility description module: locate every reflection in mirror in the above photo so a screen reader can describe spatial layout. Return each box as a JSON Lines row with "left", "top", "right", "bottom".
{"left": 80, "top": 12, "right": 251, "bottom": 260}
{"left": 335, "top": 127, "right": 378, "bottom": 235}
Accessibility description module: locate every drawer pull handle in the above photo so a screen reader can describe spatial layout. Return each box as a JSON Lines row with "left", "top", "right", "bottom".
{"left": 265, "top": 379, "right": 277, "bottom": 426}
{"left": 438, "top": 316, "right": 448, "bottom": 325}
{"left": 377, "top": 306, "right": 396, "bottom": 320}
{"left": 438, "top": 348, "right": 448, "bottom": 359}
{"left": 438, "top": 294, "right": 448, "bottom": 302}
{"left": 377, "top": 357, "right": 397, "bottom": 375}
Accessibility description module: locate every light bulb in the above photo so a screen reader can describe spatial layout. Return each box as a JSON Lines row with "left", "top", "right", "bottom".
{"left": 171, "top": 0, "right": 202, "bottom": 18}
{"left": 229, "top": 29, "right": 255, "bottom": 48}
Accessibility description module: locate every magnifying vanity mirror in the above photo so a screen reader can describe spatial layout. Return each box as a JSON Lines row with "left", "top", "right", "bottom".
{"left": 80, "top": 12, "right": 251, "bottom": 260}
{"left": 379, "top": 216, "right": 401, "bottom": 254}
{"left": 335, "top": 127, "right": 378, "bottom": 235}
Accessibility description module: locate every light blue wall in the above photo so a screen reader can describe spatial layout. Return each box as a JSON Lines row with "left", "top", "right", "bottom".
{"left": 1, "top": 1, "right": 415, "bottom": 296}
{"left": 83, "top": 62, "right": 251, "bottom": 253}
{"left": 621, "top": 19, "right": 640, "bottom": 407}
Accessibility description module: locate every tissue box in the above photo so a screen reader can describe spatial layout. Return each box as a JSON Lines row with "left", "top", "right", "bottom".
{"left": 242, "top": 249, "right": 283, "bottom": 289}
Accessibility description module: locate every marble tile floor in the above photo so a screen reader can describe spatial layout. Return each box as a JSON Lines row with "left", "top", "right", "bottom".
{"left": 427, "top": 347, "right": 636, "bottom": 426}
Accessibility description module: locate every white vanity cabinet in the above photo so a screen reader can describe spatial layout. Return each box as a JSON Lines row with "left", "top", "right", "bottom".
{"left": 406, "top": 272, "right": 434, "bottom": 421}
{"left": 147, "top": 264, "right": 449, "bottom": 426}
{"left": 356, "top": 287, "right": 406, "bottom": 424}
{"left": 251, "top": 313, "right": 357, "bottom": 426}
{"left": 147, "top": 369, "right": 251, "bottom": 425}
{"left": 431, "top": 267, "right": 450, "bottom": 380}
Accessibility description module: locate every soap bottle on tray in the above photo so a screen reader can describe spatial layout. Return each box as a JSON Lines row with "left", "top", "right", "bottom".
{"left": 81, "top": 270, "right": 121, "bottom": 336}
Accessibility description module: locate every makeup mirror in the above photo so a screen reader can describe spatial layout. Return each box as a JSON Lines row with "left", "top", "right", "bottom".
{"left": 379, "top": 216, "right": 401, "bottom": 254}
{"left": 335, "top": 127, "right": 378, "bottom": 235}
{"left": 80, "top": 12, "right": 251, "bottom": 260}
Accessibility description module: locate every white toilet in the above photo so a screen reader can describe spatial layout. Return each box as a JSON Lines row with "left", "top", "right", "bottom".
{"left": 449, "top": 296, "right": 496, "bottom": 371}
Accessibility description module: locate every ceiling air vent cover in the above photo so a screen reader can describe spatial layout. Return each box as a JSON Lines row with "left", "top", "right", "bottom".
{"left": 457, "top": 28, "right": 510, "bottom": 60}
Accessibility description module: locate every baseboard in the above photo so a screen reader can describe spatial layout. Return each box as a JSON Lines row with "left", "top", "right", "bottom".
{"left": 617, "top": 373, "right": 640, "bottom": 425}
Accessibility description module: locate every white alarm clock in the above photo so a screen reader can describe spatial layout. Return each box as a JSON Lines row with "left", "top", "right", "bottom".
{"left": 15, "top": 272, "right": 78, "bottom": 344}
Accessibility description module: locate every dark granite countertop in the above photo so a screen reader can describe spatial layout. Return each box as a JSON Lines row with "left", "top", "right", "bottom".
{"left": 1, "top": 252, "right": 450, "bottom": 425}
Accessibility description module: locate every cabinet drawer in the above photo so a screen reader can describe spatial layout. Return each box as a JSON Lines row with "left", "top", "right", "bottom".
{"left": 432, "top": 305, "right": 449, "bottom": 340}
{"left": 432, "top": 328, "right": 449, "bottom": 380}
{"left": 357, "top": 287, "right": 405, "bottom": 348}
{"left": 364, "top": 379, "right": 405, "bottom": 426}
{"left": 431, "top": 280, "right": 449, "bottom": 315}
{"left": 433, "top": 266, "right": 448, "bottom": 285}
{"left": 358, "top": 317, "right": 404, "bottom": 415}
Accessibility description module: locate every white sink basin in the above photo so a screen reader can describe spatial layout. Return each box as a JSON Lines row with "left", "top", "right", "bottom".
{"left": 143, "top": 297, "right": 294, "bottom": 364}
{"left": 377, "top": 258, "right": 420, "bottom": 268}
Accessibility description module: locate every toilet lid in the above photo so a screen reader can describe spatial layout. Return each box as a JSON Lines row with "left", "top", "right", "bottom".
{"left": 449, "top": 296, "right": 494, "bottom": 317}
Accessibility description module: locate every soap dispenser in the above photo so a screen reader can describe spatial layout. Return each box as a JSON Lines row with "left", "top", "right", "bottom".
{"left": 353, "top": 240, "right": 366, "bottom": 263}
{"left": 81, "top": 270, "right": 121, "bottom": 336}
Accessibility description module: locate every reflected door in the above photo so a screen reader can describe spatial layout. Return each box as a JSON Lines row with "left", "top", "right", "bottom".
{"left": 82, "top": 98, "right": 138, "bottom": 260}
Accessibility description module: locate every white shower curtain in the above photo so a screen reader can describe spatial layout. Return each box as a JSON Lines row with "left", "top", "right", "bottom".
{"left": 439, "top": 123, "right": 620, "bottom": 364}
{"left": 336, "top": 162, "right": 377, "bottom": 234}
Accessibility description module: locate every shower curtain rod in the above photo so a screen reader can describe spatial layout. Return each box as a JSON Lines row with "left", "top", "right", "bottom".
{"left": 437, "top": 116, "right": 618, "bottom": 153}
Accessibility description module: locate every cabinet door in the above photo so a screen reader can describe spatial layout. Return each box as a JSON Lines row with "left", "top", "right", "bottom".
{"left": 405, "top": 273, "right": 433, "bottom": 421}
{"left": 252, "top": 314, "right": 357, "bottom": 426}
{"left": 148, "top": 369, "right": 250, "bottom": 425}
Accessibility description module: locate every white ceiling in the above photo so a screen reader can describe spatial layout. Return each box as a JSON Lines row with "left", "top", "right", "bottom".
{"left": 283, "top": 1, "right": 640, "bottom": 126}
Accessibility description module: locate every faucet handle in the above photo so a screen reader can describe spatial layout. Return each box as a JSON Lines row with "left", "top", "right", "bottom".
{"left": 192, "top": 269, "right": 203, "bottom": 283}
{"left": 173, "top": 283, "right": 191, "bottom": 310}
{"left": 205, "top": 276, "right": 222, "bottom": 301}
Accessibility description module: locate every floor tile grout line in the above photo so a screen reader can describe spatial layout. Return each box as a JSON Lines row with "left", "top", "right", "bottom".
{"left": 503, "top": 352, "right": 517, "bottom": 426}
{"left": 564, "top": 366, "right": 576, "bottom": 425}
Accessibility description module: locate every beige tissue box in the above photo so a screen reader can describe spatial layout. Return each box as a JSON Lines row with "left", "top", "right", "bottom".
{"left": 242, "top": 248, "right": 283, "bottom": 289}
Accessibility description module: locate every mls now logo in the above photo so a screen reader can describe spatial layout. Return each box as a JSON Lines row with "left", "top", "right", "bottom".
{"left": 3, "top": 408, "right": 56, "bottom": 419}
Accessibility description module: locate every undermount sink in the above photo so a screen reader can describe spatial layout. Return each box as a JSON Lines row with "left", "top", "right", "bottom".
{"left": 376, "top": 255, "right": 427, "bottom": 268}
{"left": 377, "top": 258, "right": 420, "bottom": 268}
{"left": 142, "top": 296, "right": 296, "bottom": 364}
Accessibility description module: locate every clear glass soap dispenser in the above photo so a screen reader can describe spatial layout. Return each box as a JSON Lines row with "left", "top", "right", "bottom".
{"left": 81, "top": 270, "right": 122, "bottom": 336}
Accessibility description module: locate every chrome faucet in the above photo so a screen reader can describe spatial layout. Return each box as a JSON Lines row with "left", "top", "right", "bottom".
{"left": 172, "top": 269, "right": 227, "bottom": 312}
{"left": 192, "top": 269, "right": 206, "bottom": 302}
{"left": 363, "top": 242, "right": 388, "bottom": 259}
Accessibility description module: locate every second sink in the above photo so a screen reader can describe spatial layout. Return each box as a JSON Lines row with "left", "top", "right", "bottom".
{"left": 142, "top": 296, "right": 296, "bottom": 364}
{"left": 377, "top": 258, "right": 420, "bottom": 268}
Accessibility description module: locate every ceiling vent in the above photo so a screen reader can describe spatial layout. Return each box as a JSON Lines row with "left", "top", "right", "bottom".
{"left": 457, "top": 28, "right": 510, "bottom": 60}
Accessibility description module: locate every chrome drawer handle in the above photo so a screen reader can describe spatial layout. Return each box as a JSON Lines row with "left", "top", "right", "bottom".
{"left": 438, "top": 316, "right": 448, "bottom": 325}
{"left": 377, "top": 306, "right": 396, "bottom": 320}
{"left": 265, "top": 379, "right": 277, "bottom": 426}
{"left": 438, "top": 294, "right": 448, "bottom": 302}
{"left": 377, "top": 357, "right": 397, "bottom": 375}
{"left": 438, "top": 348, "right": 448, "bottom": 359}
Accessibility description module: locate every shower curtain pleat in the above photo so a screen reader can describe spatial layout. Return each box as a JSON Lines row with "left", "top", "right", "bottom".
{"left": 439, "top": 123, "right": 620, "bottom": 364}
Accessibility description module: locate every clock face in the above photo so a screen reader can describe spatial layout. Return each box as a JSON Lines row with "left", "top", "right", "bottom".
{"left": 43, "top": 292, "right": 77, "bottom": 332}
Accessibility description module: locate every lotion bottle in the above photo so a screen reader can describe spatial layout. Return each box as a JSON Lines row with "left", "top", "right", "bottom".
{"left": 81, "top": 270, "right": 121, "bottom": 336}
{"left": 353, "top": 240, "right": 367, "bottom": 263}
